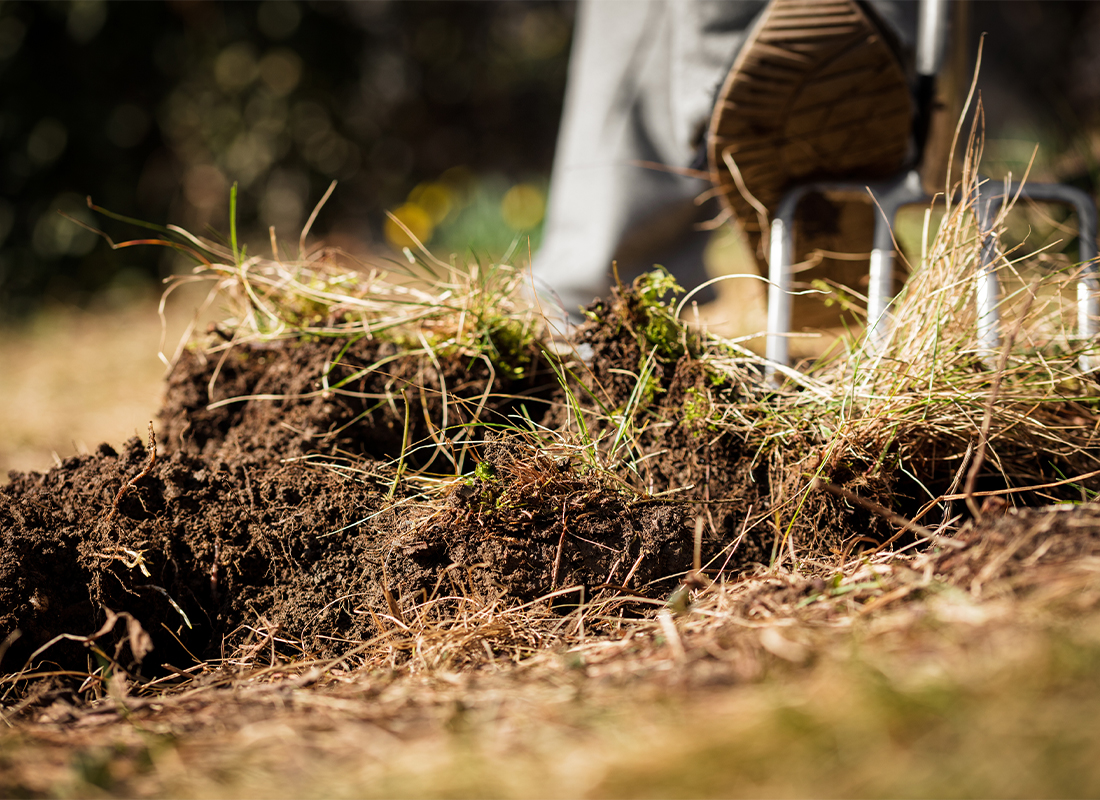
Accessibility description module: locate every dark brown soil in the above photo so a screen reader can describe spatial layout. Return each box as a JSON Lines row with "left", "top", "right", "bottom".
{"left": 0, "top": 318, "right": 715, "bottom": 682}
{"left": 547, "top": 282, "right": 899, "bottom": 564}
{"left": 159, "top": 336, "right": 552, "bottom": 466}
{"left": 0, "top": 283, "right": 1005, "bottom": 685}
{"left": 0, "top": 429, "right": 698, "bottom": 678}
{"left": 1, "top": 437, "right": 384, "bottom": 673}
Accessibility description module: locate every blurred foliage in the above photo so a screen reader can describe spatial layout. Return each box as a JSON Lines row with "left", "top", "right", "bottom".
{"left": 0, "top": 0, "right": 573, "bottom": 316}
{"left": 971, "top": 1, "right": 1100, "bottom": 188}
{"left": 5, "top": 1, "right": 1100, "bottom": 319}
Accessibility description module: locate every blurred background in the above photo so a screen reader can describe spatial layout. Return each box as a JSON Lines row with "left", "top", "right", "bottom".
{"left": 5, "top": 1, "right": 1100, "bottom": 315}
{"left": 0, "top": 0, "right": 575, "bottom": 475}
{"left": 0, "top": 0, "right": 573, "bottom": 317}
{"left": 2, "top": 0, "right": 1100, "bottom": 475}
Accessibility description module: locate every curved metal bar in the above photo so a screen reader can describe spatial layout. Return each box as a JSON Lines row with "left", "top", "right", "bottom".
{"left": 765, "top": 184, "right": 815, "bottom": 373}
{"left": 766, "top": 216, "right": 794, "bottom": 370}
{"left": 867, "top": 171, "right": 928, "bottom": 352}
{"left": 977, "top": 181, "right": 1100, "bottom": 371}
{"left": 765, "top": 172, "right": 929, "bottom": 379}
{"left": 976, "top": 190, "right": 1002, "bottom": 358}
{"left": 917, "top": 0, "right": 949, "bottom": 76}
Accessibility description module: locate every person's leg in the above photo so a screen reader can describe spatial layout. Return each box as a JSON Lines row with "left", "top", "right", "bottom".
{"left": 531, "top": 0, "right": 766, "bottom": 328}
{"left": 703, "top": 0, "right": 922, "bottom": 345}
{"left": 532, "top": 0, "right": 921, "bottom": 331}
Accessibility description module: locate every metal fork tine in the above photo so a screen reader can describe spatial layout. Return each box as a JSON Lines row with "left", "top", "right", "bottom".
{"left": 766, "top": 215, "right": 794, "bottom": 373}
{"left": 977, "top": 182, "right": 1100, "bottom": 372}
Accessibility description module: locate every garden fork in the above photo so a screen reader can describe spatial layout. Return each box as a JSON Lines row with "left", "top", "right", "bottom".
{"left": 763, "top": 0, "right": 1100, "bottom": 376}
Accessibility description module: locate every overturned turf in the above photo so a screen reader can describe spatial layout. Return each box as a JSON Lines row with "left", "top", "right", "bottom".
{"left": 4, "top": 254, "right": 1100, "bottom": 688}
{"left": 0, "top": 430, "right": 701, "bottom": 674}
{"left": 0, "top": 304, "right": 719, "bottom": 679}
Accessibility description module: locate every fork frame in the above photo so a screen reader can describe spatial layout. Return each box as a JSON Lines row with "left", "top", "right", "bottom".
{"left": 764, "top": 177, "right": 1100, "bottom": 378}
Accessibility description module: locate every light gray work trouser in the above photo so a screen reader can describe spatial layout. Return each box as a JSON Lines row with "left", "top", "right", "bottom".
{"left": 531, "top": 0, "right": 919, "bottom": 327}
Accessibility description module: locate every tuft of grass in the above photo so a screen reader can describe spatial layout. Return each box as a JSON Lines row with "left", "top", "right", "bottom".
{"left": 678, "top": 109, "right": 1100, "bottom": 555}
{"left": 67, "top": 102, "right": 1100, "bottom": 630}
{"left": 148, "top": 189, "right": 545, "bottom": 387}
{"left": 78, "top": 128, "right": 1098, "bottom": 542}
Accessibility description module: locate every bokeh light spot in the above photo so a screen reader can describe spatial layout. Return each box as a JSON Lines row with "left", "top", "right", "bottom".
{"left": 260, "top": 169, "right": 308, "bottom": 236}
{"left": 32, "top": 193, "right": 98, "bottom": 259}
{"left": 440, "top": 165, "right": 475, "bottom": 208}
{"left": 183, "top": 164, "right": 229, "bottom": 210}
{"left": 227, "top": 131, "right": 274, "bottom": 187}
{"left": 67, "top": 0, "right": 106, "bottom": 44}
{"left": 384, "top": 203, "right": 433, "bottom": 250}
{"left": 0, "top": 17, "right": 26, "bottom": 59}
{"left": 259, "top": 49, "right": 302, "bottom": 97}
{"left": 518, "top": 8, "right": 571, "bottom": 60}
{"left": 408, "top": 182, "right": 453, "bottom": 225}
{"left": 26, "top": 118, "right": 68, "bottom": 166}
{"left": 501, "top": 183, "right": 545, "bottom": 230}
{"left": 257, "top": 1, "right": 301, "bottom": 41}
{"left": 214, "top": 43, "right": 259, "bottom": 93}
{"left": 105, "top": 104, "right": 150, "bottom": 149}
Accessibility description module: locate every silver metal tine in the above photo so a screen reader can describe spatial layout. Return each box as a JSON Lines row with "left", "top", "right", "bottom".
{"left": 760, "top": 0, "right": 1098, "bottom": 383}
{"left": 976, "top": 191, "right": 1002, "bottom": 362}
{"left": 765, "top": 215, "right": 793, "bottom": 374}
{"left": 977, "top": 182, "right": 1100, "bottom": 372}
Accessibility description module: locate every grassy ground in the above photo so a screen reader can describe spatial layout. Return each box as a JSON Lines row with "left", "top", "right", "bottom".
{"left": 0, "top": 302, "right": 165, "bottom": 478}
{"left": 4, "top": 159, "right": 1100, "bottom": 797}
{"left": 3, "top": 538, "right": 1099, "bottom": 798}
{"left": 0, "top": 284, "right": 214, "bottom": 479}
{"left": 0, "top": 226, "right": 758, "bottom": 481}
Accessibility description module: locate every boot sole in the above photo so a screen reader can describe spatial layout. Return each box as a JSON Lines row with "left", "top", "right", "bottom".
{"left": 707, "top": 0, "right": 912, "bottom": 263}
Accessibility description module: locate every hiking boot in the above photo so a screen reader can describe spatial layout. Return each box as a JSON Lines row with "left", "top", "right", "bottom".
{"left": 707, "top": 0, "right": 913, "bottom": 330}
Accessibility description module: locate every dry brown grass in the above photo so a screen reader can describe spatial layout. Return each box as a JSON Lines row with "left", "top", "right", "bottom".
{"left": 692, "top": 114, "right": 1100, "bottom": 561}
{"left": 4, "top": 505, "right": 1100, "bottom": 798}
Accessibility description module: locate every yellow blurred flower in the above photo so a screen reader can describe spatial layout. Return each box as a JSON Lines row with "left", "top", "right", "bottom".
{"left": 408, "top": 182, "right": 453, "bottom": 225}
{"left": 501, "top": 183, "right": 545, "bottom": 231}
{"left": 384, "top": 203, "right": 433, "bottom": 249}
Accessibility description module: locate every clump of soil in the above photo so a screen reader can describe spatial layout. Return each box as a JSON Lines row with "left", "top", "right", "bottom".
{"left": 547, "top": 280, "right": 898, "bottom": 563}
{"left": 1, "top": 436, "right": 384, "bottom": 673}
{"left": 0, "top": 278, "right": 988, "bottom": 683}
{"left": 0, "top": 318, "right": 711, "bottom": 680}
{"left": 393, "top": 439, "right": 695, "bottom": 606}
{"left": 159, "top": 336, "right": 550, "bottom": 465}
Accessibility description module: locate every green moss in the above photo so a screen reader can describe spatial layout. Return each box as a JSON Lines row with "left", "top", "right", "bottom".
{"left": 481, "top": 316, "right": 536, "bottom": 380}
{"left": 632, "top": 268, "right": 687, "bottom": 361}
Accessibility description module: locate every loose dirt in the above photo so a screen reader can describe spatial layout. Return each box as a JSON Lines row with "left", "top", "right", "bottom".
{"left": 4, "top": 278, "right": 1100, "bottom": 797}
{"left": 3, "top": 277, "right": 1093, "bottom": 686}
{"left": 0, "top": 288, "right": 752, "bottom": 680}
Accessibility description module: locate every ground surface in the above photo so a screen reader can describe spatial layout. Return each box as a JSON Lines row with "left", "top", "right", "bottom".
{"left": 3, "top": 282, "right": 1100, "bottom": 798}
{"left": 0, "top": 303, "right": 167, "bottom": 479}
{"left": 4, "top": 509, "right": 1100, "bottom": 798}
{"left": 0, "top": 285, "right": 215, "bottom": 479}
